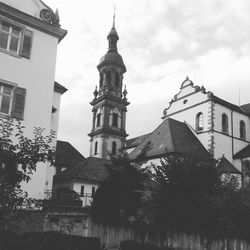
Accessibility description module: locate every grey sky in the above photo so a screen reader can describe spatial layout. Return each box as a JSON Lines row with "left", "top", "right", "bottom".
{"left": 45, "top": 0, "right": 250, "bottom": 157}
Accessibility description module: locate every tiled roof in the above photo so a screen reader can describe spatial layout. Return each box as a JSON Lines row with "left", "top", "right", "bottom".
{"left": 241, "top": 104, "right": 250, "bottom": 115}
{"left": 55, "top": 140, "right": 85, "bottom": 169}
{"left": 129, "top": 118, "right": 211, "bottom": 161}
{"left": 217, "top": 156, "right": 242, "bottom": 175}
{"left": 54, "top": 157, "right": 111, "bottom": 183}
{"left": 126, "top": 133, "right": 151, "bottom": 149}
{"left": 234, "top": 145, "right": 250, "bottom": 159}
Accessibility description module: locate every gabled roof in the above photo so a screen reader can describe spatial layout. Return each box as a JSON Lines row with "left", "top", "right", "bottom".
{"left": 55, "top": 140, "right": 85, "bottom": 169}
{"left": 129, "top": 118, "right": 211, "bottom": 161}
{"left": 54, "top": 157, "right": 111, "bottom": 183}
{"left": 126, "top": 133, "right": 151, "bottom": 149}
{"left": 217, "top": 156, "right": 242, "bottom": 175}
{"left": 234, "top": 145, "right": 250, "bottom": 159}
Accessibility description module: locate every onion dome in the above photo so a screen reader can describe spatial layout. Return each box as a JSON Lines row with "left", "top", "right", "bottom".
{"left": 97, "top": 14, "right": 126, "bottom": 72}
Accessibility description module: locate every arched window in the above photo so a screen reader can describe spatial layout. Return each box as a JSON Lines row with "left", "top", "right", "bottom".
{"left": 112, "top": 141, "right": 117, "bottom": 155}
{"left": 240, "top": 120, "right": 246, "bottom": 139}
{"left": 99, "top": 73, "right": 103, "bottom": 88}
{"left": 222, "top": 113, "right": 228, "bottom": 133}
{"left": 96, "top": 114, "right": 101, "bottom": 127}
{"left": 196, "top": 112, "right": 204, "bottom": 131}
{"left": 112, "top": 113, "right": 118, "bottom": 127}
{"left": 106, "top": 71, "right": 111, "bottom": 84}
{"left": 115, "top": 72, "right": 120, "bottom": 88}
{"left": 94, "top": 141, "right": 98, "bottom": 155}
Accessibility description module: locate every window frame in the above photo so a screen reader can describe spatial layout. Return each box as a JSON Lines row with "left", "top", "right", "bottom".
{"left": 240, "top": 120, "right": 246, "bottom": 140}
{"left": 0, "top": 15, "right": 32, "bottom": 59}
{"left": 196, "top": 112, "right": 204, "bottom": 132}
{"left": 112, "top": 113, "right": 119, "bottom": 127}
{"left": 0, "top": 80, "right": 16, "bottom": 117}
{"left": 221, "top": 113, "right": 229, "bottom": 134}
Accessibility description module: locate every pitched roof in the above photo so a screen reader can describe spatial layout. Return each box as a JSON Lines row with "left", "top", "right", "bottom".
{"left": 212, "top": 96, "right": 250, "bottom": 117}
{"left": 129, "top": 118, "right": 211, "bottom": 161}
{"left": 55, "top": 140, "right": 85, "bottom": 169}
{"left": 126, "top": 133, "right": 151, "bottom": 149}
{"left": 234, "top": 145, "right": 250, "bottom": 159}
{"left": 241, "top": 104, "right": 250, "bottom": 115}
{"left": 54, "top": 157, "right": 111, "bottom": 183}
{"left": 217, "top": 156, "right": 242, "bottom": 175}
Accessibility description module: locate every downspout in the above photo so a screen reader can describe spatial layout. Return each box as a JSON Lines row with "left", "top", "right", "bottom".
{"left": 231, "top": 110, "right": 234, "bottom": 157}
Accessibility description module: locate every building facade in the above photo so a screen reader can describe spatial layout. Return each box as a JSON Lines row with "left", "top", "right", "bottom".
{"left": 0, "top": 0, "right": 67, "bottom": 199}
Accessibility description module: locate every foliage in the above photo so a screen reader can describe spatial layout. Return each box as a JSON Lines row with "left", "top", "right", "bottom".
{"left": 0, "top": 118, "right": 55, "bottom": 230}
{"left": 90, "top": 153, "right": 148, "bottom": 225}
{"left": 147, "top": 154, "right": 249, "bottom": 238}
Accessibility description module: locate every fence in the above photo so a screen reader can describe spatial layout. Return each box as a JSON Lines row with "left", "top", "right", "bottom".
{"left": 86, "top": 220, "right": 250, "bottom": 250}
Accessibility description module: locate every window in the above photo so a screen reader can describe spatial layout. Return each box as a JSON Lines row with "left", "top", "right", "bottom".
{"left": 106, "top": 71, "right": 111, "bottom": 84}
{"left": 99, "top": 73, "right": 103, "bottom": 88}
{"left": 96, "top": 113, "right": 101, "bottom": 127}
{"left": 240, "top": 120, "right": 246, "bottom": 139}
{"left": 115, "top": 72, "right": 120, "bottom": 88}
{"left": 112, "top": 141, "right": 117, "bottom": 155}
{"left": 222, "top": 113, "right": 228, "bottom": 133}
{"left": 112, "top": 113, "right": 118, "bottom": 127}
{"left": 91, "top": 186, "right": 96, "bottom": 197}
{"left": 0, "top": 17, "right": 32, "bottom": 58}
{"left": 80, "top": 185, "right": 85, "bottom": 196}
{"left": 94, "top": 141, "right": 98, "bottom": 155}
{"left": 0, "top": 82, "right": 26, "bottom": 119}
{"left": 196, "top": 112, "right": 204, "bottom": 131}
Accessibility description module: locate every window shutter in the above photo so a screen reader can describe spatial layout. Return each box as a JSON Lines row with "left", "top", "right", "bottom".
{"left": 20, "top": 29, "right": 33, "bottom": 59}
{"left": 12, "top": 87, "right": 26, "bottom": 119}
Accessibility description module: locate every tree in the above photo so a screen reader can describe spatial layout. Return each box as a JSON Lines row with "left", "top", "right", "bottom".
{"left": 0, "top": 118, "right": 55, "bottom": 230}
{"left": 148, "top": 154, "right": 240, "bottom": 235}
{"left": 90, "top": 153, "right": 148, "bottom": 225}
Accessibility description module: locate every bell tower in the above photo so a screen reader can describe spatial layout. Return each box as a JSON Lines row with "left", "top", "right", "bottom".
{"left": 88, "top": 15, "right": 129, "bottom": 159}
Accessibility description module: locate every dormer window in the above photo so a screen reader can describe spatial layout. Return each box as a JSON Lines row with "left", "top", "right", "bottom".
{"left": 222, "top": 113, "right": 228, "bottom": 133}
{"left": 240, "top": 120, "right": 246, "bottom": 139}
{"left": 0, "top": 18, "right": 32, "bottom": 58}
{"left": 196, "top": 112, "right": 204, "bottom": 131}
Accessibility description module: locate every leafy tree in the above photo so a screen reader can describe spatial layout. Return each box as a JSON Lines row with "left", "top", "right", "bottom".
{"left": 0, "top": 118, "right": 55, "bottom": 230}
{"left": 148, "top": 154, "right": 240, "bottom": 235}
{"left": 90, "top": 153, "right": 148, "bottom": 225}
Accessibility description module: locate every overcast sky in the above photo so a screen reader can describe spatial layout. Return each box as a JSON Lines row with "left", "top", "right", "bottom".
{"left": 45, "top": 0, "right": 250, "bottom": 157}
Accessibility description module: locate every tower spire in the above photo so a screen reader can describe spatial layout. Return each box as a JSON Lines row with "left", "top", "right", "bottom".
{"left": 112, "top": 5, "right": 116, "bottom": 28}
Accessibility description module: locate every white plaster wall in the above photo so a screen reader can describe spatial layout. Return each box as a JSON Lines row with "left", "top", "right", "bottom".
{"left": 213, "top": 133, "right": 232, "bottom": 160}
{"left": 0, "top": 18, "right": 60, "bottom": 199}
{"left": 106, "top": 137, "right": 122, "bottom": 156}
{"left": 1, "top": 0, "right": 48, "bottom": 18}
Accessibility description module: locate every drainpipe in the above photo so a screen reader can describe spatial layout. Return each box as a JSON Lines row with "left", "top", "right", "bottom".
{"left": 231, "top": 111, "right": 234, "bottom": 157}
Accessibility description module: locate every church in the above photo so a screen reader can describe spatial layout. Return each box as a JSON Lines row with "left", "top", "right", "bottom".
{"left": 53, "top": 17, "right": 250, "bottom": 207}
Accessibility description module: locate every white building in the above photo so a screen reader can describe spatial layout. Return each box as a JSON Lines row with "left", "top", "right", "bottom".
{"left": 54, "top": 21, "right": 250, "bottom": 207}
{"left": 0, "top": 0, "right": 67, "bottom": 199}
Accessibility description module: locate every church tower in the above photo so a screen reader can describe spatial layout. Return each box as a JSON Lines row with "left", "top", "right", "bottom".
{"left": 88, "top": 16, "right": 129, "bottom": 159}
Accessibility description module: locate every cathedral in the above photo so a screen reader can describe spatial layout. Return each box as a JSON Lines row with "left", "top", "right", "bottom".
{"left": 54, "top": 17, "right": 250, "bottom": 206}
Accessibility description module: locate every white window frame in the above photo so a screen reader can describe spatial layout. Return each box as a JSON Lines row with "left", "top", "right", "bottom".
{"left": 0, "top": 16, "right": 30, "bottom": 58}
{"left": 0, "top": 80, "right": 16, "bottom": 116}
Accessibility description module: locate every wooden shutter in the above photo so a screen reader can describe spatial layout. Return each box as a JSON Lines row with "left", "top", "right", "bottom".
{"left": 20, "top": 29, "right": 33, "bottom": 59}
{"left": 12, "top": 87, "right": 26, "bottom": 119}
